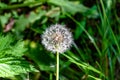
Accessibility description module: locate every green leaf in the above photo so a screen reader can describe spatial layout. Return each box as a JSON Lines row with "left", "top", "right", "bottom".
{"left": 88, "top": 75, "right": 102, "bottom": 80}
{"left": 0, "top": 3, "right": 8, "bottom": 8}
{"left": 0, "top": 34, "right": 13, "bottom": 52}
{"left": 0, "top": 57, "right": 37, "bottom": 77}
{"left": 0, "top": 34, "right": 26, "bottom": 57}
{"left": 15, "top": 15, "right": 29, "bottom": 32}
{"left": 48, "top": 0, "right": 89, "bottom": 15}
{"left": 46, "top": 7, "right": 60, "bottom": 18}
{"left": 0, "top": 13, "right": 11, "bottom": 27}
{"left": 28, "top": 10, "right": 46, "bottom": 23}
{"left": 0, "top": 34, "right": 38, "bottom": 78}
{"left": 74, "top": 20, "right": 86, "bottom": 39}
{"left": 84, "top": 6, "right": 99, "bottom": 18}
{"left": 62, "top": 53, "right": 105, "bottom": 77}
{"left": 10, "top": 0, "right": 18, "bottom": 3}
{"left": 7, "top": 41, "right": 27, "bottom": 57}
{"left": 13, "top": 15, "right": 29, "bottom": 39}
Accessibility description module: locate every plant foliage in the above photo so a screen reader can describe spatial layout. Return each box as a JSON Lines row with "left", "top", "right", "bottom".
{"left": 0, "top": 34, "right": 37, "bottom": 78}
{"left": 0, "top": 0, "right": 120, "bottom": 80}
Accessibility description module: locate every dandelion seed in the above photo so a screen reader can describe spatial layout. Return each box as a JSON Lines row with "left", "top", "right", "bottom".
{"left": 41, "top": 24, "right": 73, "bottom": 53}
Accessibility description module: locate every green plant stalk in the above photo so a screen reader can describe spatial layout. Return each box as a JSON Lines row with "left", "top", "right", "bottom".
{"left": 100, "top": 0, "right": 120, "bottom": 54}
{"left": 62, "top": 53, "right": 104, "bottom": 76}
{"left": 56, "top": 51, "right": 59, "bottom": 80}
{"left": 0, "top": 1, "right": 44, "bottom": 10}
{"left": 50, "top": 73, "right": 52, "bottom": 80}
{"left": 65, "top": 13, "right": 102, "bottom": 57}
{"left": 99, "top": 0, "right": 119, "bottom": 79}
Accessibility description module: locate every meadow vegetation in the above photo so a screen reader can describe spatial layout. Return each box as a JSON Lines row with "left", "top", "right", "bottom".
{"left": 0, "top": 0, "right": 120, "bottom": 80}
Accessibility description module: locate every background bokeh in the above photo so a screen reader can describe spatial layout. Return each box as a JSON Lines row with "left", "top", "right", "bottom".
{"left": 0, "top": 0, "right": 120, "bottom": 80}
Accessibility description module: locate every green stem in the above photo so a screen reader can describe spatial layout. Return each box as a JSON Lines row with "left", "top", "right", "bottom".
{"left": 65, "top": 13, "right": 102, "bottom": 57}
{"left": 56, "top": 51, "right": 59, "bottom": 80}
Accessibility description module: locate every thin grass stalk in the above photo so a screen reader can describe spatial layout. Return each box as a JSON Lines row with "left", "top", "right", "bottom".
{"left": 65, "top": 13, "right": 102, "bottom": 57}
{"left": 100, "top": 0, "right": 120, "bottom": 55}
{"left": 56, "top": 51, "right": 59, "bottom": 80}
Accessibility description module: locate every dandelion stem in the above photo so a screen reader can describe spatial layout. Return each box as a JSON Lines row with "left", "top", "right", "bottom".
{"left": 56, "top": 51, "right": 59, "bottom": 80}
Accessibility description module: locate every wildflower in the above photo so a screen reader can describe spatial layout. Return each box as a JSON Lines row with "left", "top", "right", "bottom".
{"left": 41, "top": 24, "right": 73, "bottom": 53}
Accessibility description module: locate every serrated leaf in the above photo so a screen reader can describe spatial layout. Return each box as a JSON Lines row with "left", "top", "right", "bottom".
{"left": 0, "top": 57, "right": 38, "bottom": 77}
{"left": 10, "top": 41, "right": 27, "bottom": 57}
{"left": 0, "top": 34, "right": 13, "bottom": 52}
{"left": 0, "top": 34, "right": 26, "bottom": 57}
{"left": 0, "top": 34, "right": 38, "bottom": 78}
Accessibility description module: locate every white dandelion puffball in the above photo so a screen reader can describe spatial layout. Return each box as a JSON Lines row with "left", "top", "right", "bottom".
{"left": 41, "top": 24, "right": 73, "bottom": 53}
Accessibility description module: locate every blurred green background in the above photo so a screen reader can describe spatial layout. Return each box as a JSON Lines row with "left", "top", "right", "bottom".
{"left": 0, "top": 0, "right": 120, "bottom": 80}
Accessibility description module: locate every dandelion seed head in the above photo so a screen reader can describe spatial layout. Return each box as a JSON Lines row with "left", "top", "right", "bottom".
{"left": 41, "top": 24, "right": 73, "bottom": 53}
